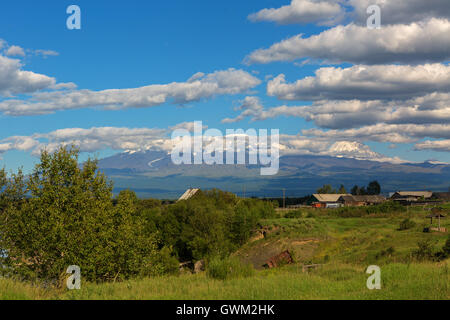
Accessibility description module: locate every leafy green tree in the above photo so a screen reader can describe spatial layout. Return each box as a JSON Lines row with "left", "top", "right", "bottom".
{"left": 367, "top": 181, "right": 381, "bottom": 195}
{"left": 316, "top": 184, "right": 336, "bottom": 194}
{"left": 186, "top": 204, "right": 232, "bottom": 260}
{"left": 153, "top": 189, "right": 273, "bottom": 262}
{"left": 231, "top": 201, "right": 259, "bottom": 246}
{"left": 337, "top": 185, "right": 347, "bottom": 194}
{"left": 0, "top": 147, "right": 162, "bottom": 282}
{"left": 351, "top": 185, "right": 367, "bottom": 195}
{"left": 112, "top": 189, "right": 168, "bottom": 278}
{"left": 1, "top": 147, "right": 113, "bottom": 281}
{"left": 399, "top": 218, "right": 416, "bottom": 230}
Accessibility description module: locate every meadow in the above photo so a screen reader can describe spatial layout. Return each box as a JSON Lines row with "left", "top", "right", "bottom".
{"left": 1, "top": 204, "right": 449, "bottom": 300}
{"left": 1, "top": 262, "right": 448, "bottom": 300}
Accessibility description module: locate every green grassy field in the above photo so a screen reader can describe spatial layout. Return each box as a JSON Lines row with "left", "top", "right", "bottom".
{"left": 237, "top": 206, "right": 450, "bottom": 268}
{"left": 1, "top": 206, "right": 449, "bottom": 300}
{"left": 1, "top": 262, "right": 448, "bottom": 300}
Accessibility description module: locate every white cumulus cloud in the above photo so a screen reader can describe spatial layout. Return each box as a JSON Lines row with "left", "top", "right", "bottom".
{"left": 223, "top": 93, "right": 450, "bottom": 129}
{"left": 415, "top": 140, "right": 450, "bottom": 152}
{"left": 245, "top": 18, "right": 450, "bottom": 65}
{"left": 349, "top": 0, "right": 450, "bottom": 25}
{"left": 248, "top": 0, "right": 344, "bottom": 26}
{"left": 5, "top": 45, "right": 25, "bottom": 57}
{"left": 0, "top": 68, "right": 261, "bottom": 116}
{"left": 302, "top": 123, "right": 450, "bottom": 144}
{"left": 0, "top": 124, "right": 406, "bottom": 164}
{"left": 0, "top": 55, "right": 56, "bottom": 96}
{"left": 267, "top": 64, "right": 450, "bottom": 101}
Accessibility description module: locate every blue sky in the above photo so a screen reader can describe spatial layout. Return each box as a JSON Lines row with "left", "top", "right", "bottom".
{"left": 1, "top": 0, "right": 450, "bottom": 172}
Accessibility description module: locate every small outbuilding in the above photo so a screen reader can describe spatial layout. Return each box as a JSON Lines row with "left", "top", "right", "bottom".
{"left": 391, "top": 191, "right": 433, "bottom": 202}
{"left": 426, "top": 209, "right": 447, "bottom": 232}
{"left": 312, "top": 194, "right": 348, "bottom": 208}
{"left": 432, "top": 192, "right": 450, "bottom": 202}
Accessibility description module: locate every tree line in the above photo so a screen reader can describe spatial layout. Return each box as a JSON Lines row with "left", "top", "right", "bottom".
{"left": 316, "top": 181, "right": 381, "bottom": 195}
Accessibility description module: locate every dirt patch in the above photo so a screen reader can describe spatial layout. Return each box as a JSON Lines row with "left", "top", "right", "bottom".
{"left": 236, "top": 237, "right": 322, "bottom": 269}
{"left": 249, "top": 226, "right": 281, "bottom": 242}
{"left": 263, "top": 250, "right": 294, "bottom": 268}
{"left": 291, "top": 239, "right": 320, "bottom": 246}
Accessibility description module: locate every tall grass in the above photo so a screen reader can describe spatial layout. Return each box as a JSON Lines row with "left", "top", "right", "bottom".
{"left": 206, "top": 257, "right": 255, "bottom": 280}
{"left": 0, "top": 278, "right": 55, "bottom": 300}
{"left": 2, "top": 262, "right": 446, "bottom": 300}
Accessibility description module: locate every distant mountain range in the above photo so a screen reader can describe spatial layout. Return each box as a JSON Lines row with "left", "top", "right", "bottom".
{"left": 97, "top": 150, "right": 450, "bottom": 199}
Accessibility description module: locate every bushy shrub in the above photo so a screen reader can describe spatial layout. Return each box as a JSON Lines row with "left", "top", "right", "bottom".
{"left": 413, "top": 239, "right": 435, "bottom": 261}
{"left": 375, "top": 246, "right": 395, "bottom": 260}
{"left": 366, "top": 201, "right": 406, "bottom": 214}
{"left": 399, "top": 218, "right": 416, "bottom": 230}
{"left": 333, "top": 206, "right": 364, "bottom": 217}
{"left": 206, "top": 256, "right": 255, "bottom": 280}
{"left": 442, "top": 236, "right": 450, "bottom": 258}
{"left": 334, "top": 201, "right": 406, "bottom": 217}
{"left": 424, "top": 236, "right": 450, "bottom": 261}
{"left": 156, "top": 191, "right": 275, "bottom": 262}
{"left": 305, "top": 211, "right": 317, "bottom": 218}
{"left": 142, "top": 246, "right": 180, "bottom": 277}
{"left": 284, "top": 210, "right": 302, "bottom": 218}
{"left": 0, "top": 147, "right": 166, "bottom": 283}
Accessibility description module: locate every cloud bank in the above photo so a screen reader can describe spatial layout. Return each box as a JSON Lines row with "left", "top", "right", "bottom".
{"left": 0, "top": 123, "right": 406, "bottom": 164}
{"left": 0, "top": 68, "right": 261, "bottom": 116}
{"left": 246, "top": 19, "right": 450, "bottom": 65}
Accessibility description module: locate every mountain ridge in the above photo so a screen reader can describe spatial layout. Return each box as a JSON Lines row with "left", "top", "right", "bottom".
{"left": 97, "top": 151, "right": 450, "bottom": 199}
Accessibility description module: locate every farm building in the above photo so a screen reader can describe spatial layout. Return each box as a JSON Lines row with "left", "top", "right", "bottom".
{"left": 432, "top": 192, "right": 450, "bottom": 202}
{"left": 312, "top": 194, "right": 348, "bottom": 208}
{"left": 338, "top": 195, "right": 386, "bottom": 206}
{"left": 390, "top": 191, "right": 433, "bottom": 202}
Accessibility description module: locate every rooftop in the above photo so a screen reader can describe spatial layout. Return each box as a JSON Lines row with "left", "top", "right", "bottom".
{"left": 339, "top": 195, "right": 385, "bottom": 202}
{"left": 177, "top": 188, "right": 200, "bottom": 202}
{"left": 313, "top": 194, "right": 350, "bottom": 203}
{"left": 393, "top": 191, "right": 433, "bottom": 198}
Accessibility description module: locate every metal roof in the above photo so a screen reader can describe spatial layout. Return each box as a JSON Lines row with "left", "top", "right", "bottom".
{"left": 177, "top": 188, "right": 200, "bottom": 201}
{"left": 313, "top": 194, "right": 349, "bottom": 203}
{"left": 339, "top": 195, "right": 385, "bottom": 202}
{"left": 426, "top": 213, "right": 446, "bottom": 218}
{"left": 393, "top": 191, "right": 433, "bottom": 198}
